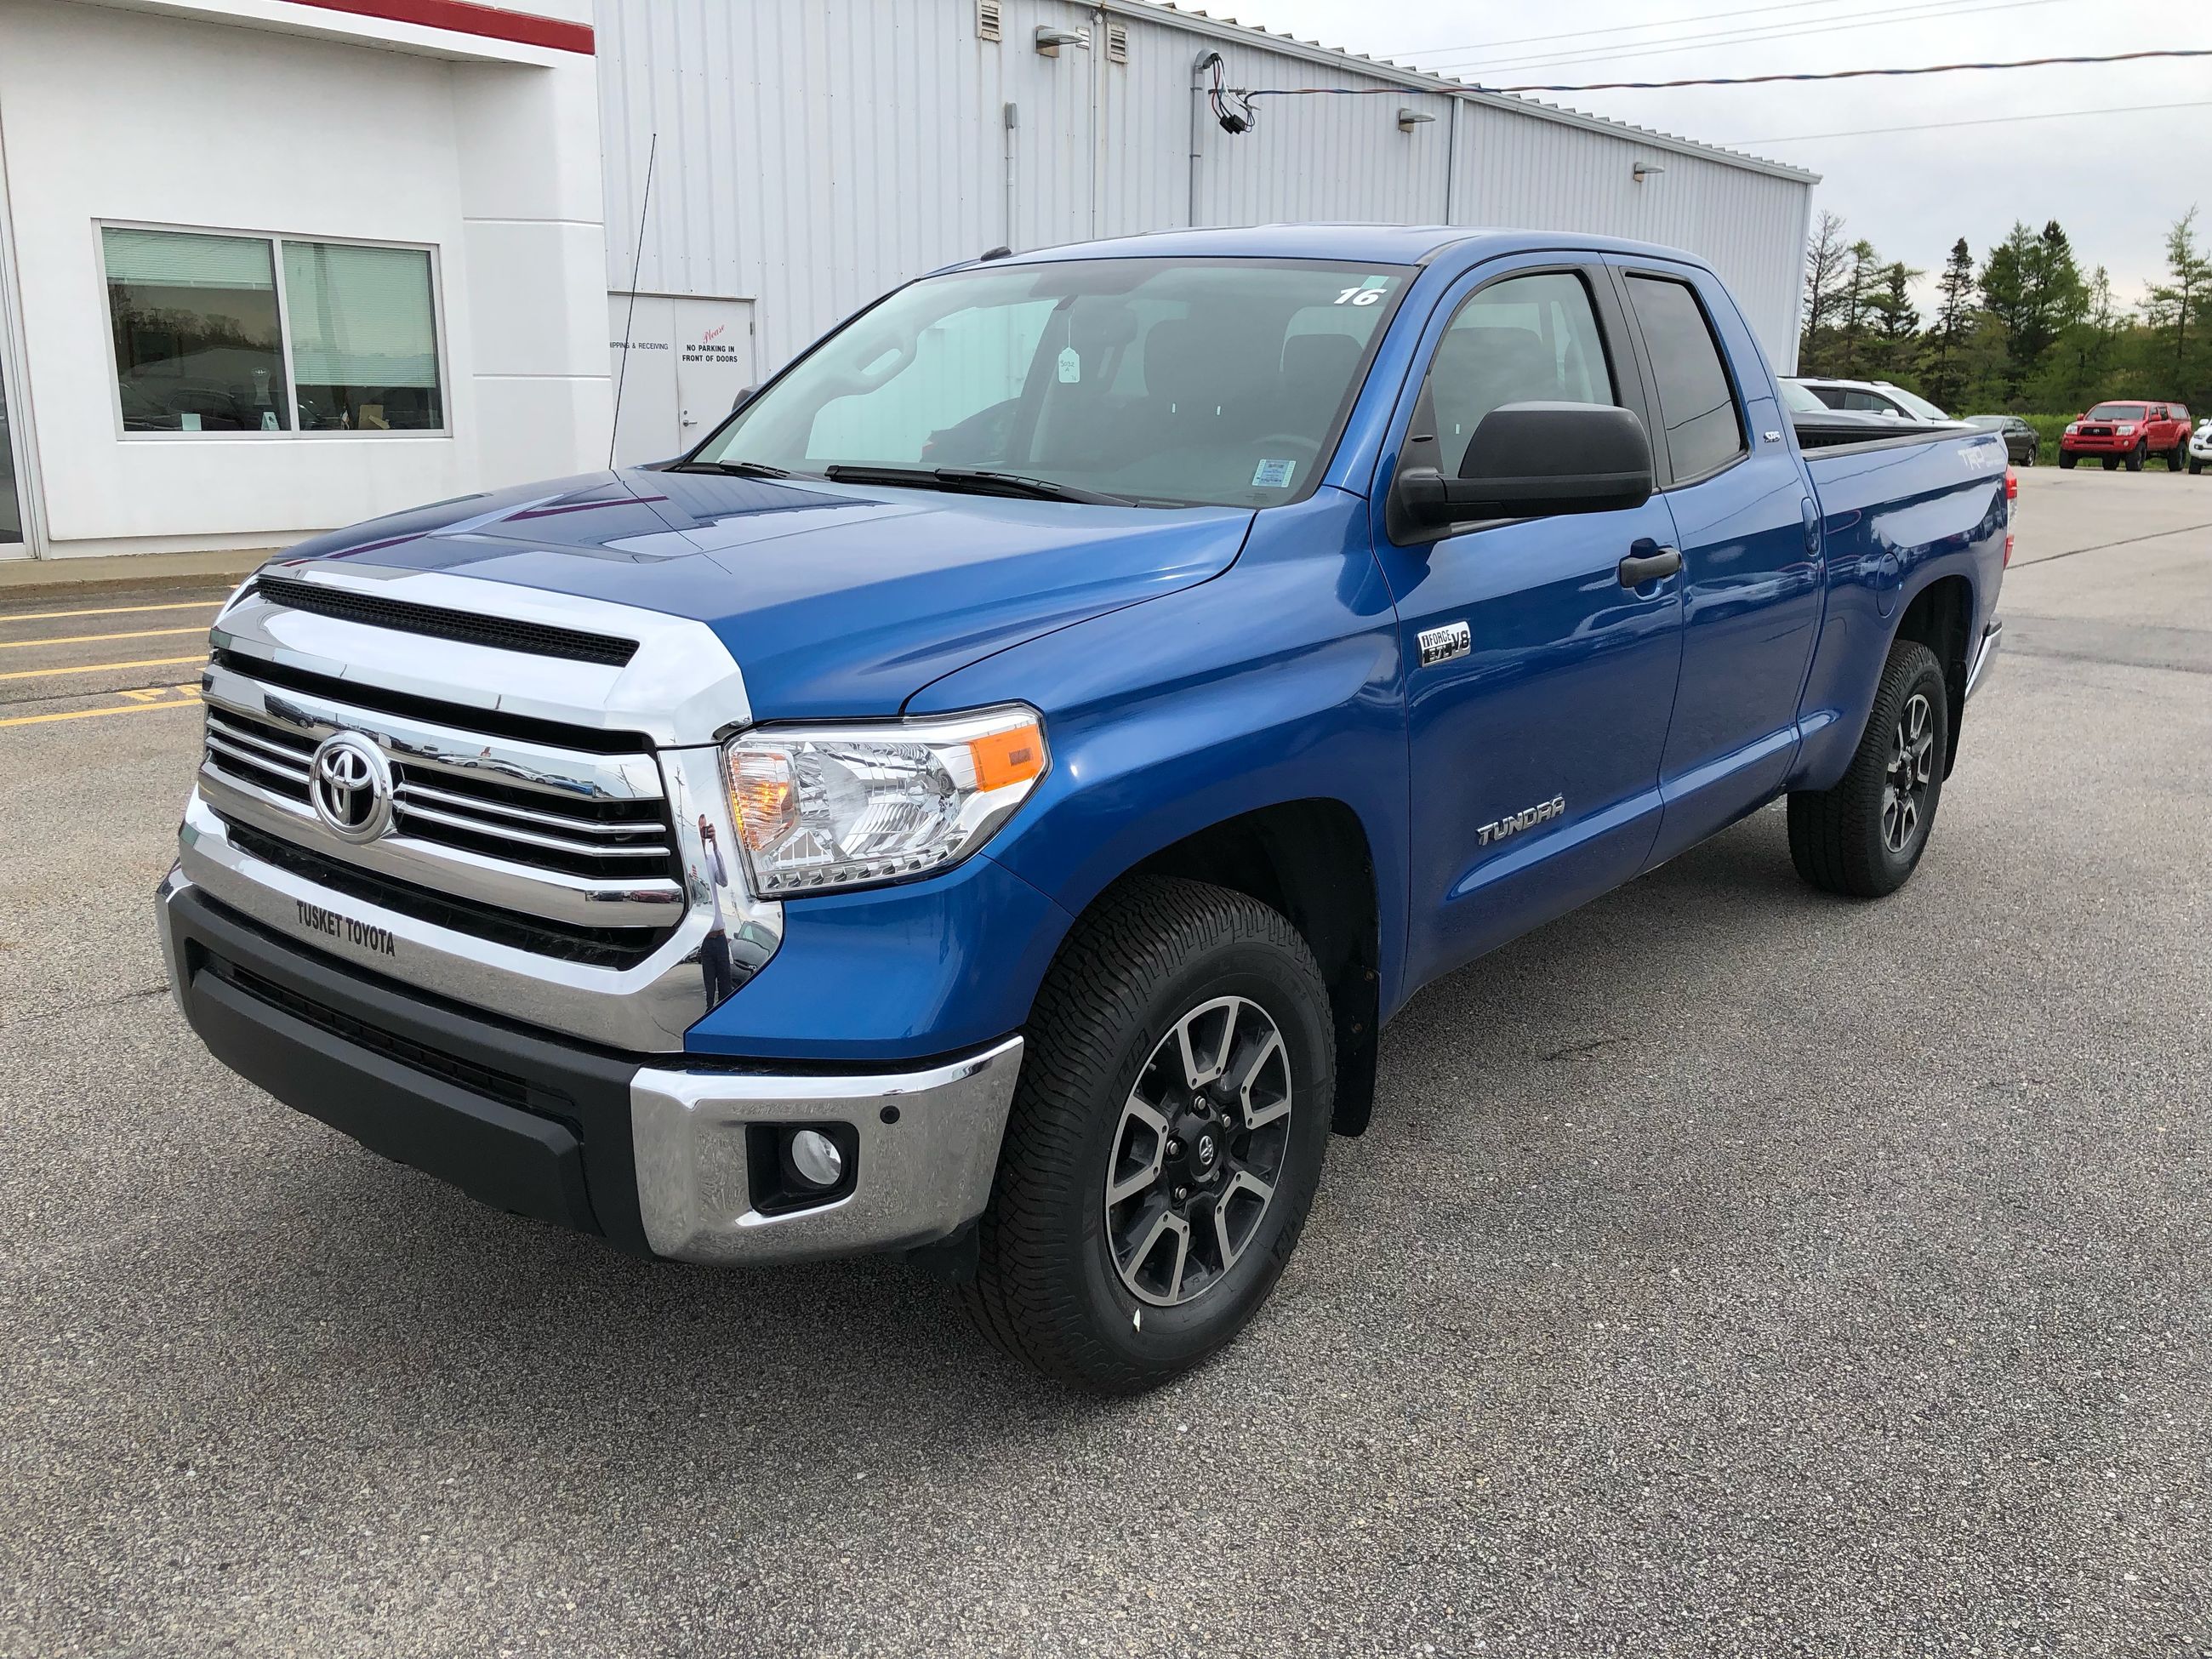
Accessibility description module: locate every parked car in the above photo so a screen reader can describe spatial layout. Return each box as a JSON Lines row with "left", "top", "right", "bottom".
{"left": 158, "top": 227, "right": 2009, "bottom": 1392}
{"left": 1964, "top": 414, "right": 2038, "bottom": 465}
{"left": 2060, "top": 400, "right": 2193, "bottom": 470}
{"left": 2188, "top": 416, "right": 2212, "bottom": 475}
{"left": 1788, "top": 376, "right": 1951, "bottom": 421}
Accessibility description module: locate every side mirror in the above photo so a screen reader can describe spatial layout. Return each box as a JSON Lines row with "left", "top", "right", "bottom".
{"left": 1395, "top": 402, "right": 1653, "bottom": 528}
{"left": 730, "top": 385, "right": 755, "bottom": 414}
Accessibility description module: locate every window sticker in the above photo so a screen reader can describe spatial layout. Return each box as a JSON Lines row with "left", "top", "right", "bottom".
{"left": 1057, "top": 346, "right": 1080, "bottom": 384}
{"left": 1332, "top": 274, "right": 1396, "bottom": 306}
{"left": 1252, "top": 458, "right": 1296, "bottom": 488}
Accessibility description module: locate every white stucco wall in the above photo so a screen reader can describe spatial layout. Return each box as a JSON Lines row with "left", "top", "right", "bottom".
{"left": 0, "top": 0, "right": 611, "bottom": 556}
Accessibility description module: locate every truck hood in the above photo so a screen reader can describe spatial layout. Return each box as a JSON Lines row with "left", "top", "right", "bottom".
{"left": 271, "top": 467, "right": 1255, "bottom": 721}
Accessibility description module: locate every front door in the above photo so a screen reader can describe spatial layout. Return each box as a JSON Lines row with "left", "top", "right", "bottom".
{"left": 1369, "top": 259, "right": 1686, "bottom": 989}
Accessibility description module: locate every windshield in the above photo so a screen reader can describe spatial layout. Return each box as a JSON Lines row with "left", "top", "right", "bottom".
{"left": 2088, "top": 402, "right": 2146, "bottom": 420}
{"left": 1778, "top": 379, "right": 1828, "bottom": 415}
{"left": 1964, "top": 415, "right": 2006, "bottom": 430}
{"left": 1883, "top": 385, "right": 1951, "bottom": 421}
{"left": 694, "top": 258, "right": 1409, "bottom": 508}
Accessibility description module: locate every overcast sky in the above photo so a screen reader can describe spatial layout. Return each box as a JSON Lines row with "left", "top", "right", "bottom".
{"left": 1214, "top": 0, "right": 2207, "bottom": 310}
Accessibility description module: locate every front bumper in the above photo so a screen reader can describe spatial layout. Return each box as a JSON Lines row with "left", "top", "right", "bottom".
{"left": 160, "top": 872, "right": 1023, "bottom": 1264}
{"left": 2060, "top": 434, "right": 2141, "bottom": 454}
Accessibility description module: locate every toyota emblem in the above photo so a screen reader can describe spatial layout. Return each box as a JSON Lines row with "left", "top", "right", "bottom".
{"left": 308, "top": 733, "right": 394, "bottom": 843}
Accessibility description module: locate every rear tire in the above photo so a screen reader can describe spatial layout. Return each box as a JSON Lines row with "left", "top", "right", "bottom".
{"left": 961, "top": 875, "right": 1335, "bottom": 1393}
{"left": 2171, "top": 442, "right": 2190, "bottom": 471}
{"left": 1787, "top": 640, "right": 1949, "bottom": 899}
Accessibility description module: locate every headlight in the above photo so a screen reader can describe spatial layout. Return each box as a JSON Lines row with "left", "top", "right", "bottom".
{"left": 724, "top": 704, "right": 1047, "bottom": 895}
{"left": 2116, "top": 423, "right": 2136, "bottom": 436}
{"left": 2064, "top": 423, "right": 2079, "bottom": 435}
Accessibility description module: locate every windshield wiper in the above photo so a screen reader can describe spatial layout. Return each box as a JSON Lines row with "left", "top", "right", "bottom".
{"left": 670, "top": 459, "right": 797, "bottom": 479}
{"left": 823, "top": 464, "right": 1132, "bottom": 505}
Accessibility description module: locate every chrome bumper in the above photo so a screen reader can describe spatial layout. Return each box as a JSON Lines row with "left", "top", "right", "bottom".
{"left": 631, "top": 1039, "right": 1024, "bottom": 1263}
{"left": 160, "top": 864, "right": 1022, "bottom": 1266}
{"left": 1964, "top": 617, "right": 2002, "bottom": 701}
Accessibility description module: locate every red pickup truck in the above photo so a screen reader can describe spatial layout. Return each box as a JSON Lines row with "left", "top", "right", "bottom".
{"left": 2059, "top": 400, "right": 2193, "bottom": 471}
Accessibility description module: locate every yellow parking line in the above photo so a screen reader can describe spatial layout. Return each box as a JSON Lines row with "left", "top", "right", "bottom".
{"left": 0, "top": 599, "right": 224, "bottom": 623}
{"left": 0, "top": 653, "right": 206, "bottom": 681}
{"left": 0, "top": 626, "right": 209, "bottom": 649}
{"left": 0, "top": 691, "right": 202, "bottom": 728}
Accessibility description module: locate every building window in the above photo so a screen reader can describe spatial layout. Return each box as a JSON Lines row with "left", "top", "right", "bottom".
{"left": 283, "top": 241, "right": 442, "bottom": 431}
{"left": 100, "top": 225, "right": 444, "bottom": 437}
{"left": 104, "top": 229, "right": 290, "bottom": 432}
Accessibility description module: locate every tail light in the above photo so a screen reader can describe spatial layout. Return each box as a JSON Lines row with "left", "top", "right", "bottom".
{"left": 2004, "top": 470, "right": 2016, "bottom": 565}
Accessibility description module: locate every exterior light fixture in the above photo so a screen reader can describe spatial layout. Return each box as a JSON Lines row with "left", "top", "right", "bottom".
{"left": 1633, "top": 162, "right": 1666, "bottom": 183}
{"left": 1035, "top": 26, "right": 1088, "bottom": 55}
{"left": 1397, "top": 108, "right": 1436, "bottom": 133}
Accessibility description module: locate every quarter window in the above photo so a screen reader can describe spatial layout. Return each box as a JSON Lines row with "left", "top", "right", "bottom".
{"left": 1625, "top": 275, "right": 1745, "bottom": 482}
{"left": 100, "top": 226, "right": 444, "bottom": 436}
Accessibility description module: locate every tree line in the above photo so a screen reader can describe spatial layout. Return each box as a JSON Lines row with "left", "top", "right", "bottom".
{"left": 1797, "top": 208, "right": 2209, "bottom": 416}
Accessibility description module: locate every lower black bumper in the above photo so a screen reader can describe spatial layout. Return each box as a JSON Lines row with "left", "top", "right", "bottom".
{"left": 159, "top": 871, "right": 1027, "bottom": 1263}
{"left": 164, "top": 881, "right": 655, "bottom": 1254}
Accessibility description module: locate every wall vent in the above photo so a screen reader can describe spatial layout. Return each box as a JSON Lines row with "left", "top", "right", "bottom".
{"left": 1106, "top": 22, "right": 1129, "bottom": 62}
{"left": 976, "top": 0, "right": 1001, "bottom": 43}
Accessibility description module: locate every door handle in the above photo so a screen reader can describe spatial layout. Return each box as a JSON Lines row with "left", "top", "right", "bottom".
{"left": 1617, "top": 546, "right": 1683, "bottom": 587}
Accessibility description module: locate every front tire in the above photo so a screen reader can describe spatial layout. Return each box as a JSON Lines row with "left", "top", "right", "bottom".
{"left": 962, "top": 876, "right": 1335, "bottom": 1393}
{"left": 2126, "top": 443, "right": 2146, "bottom": 472}
{"left": 1787, "top": 640, "right": 1949, "bottom": 898}
{"left": 2059, "top": 451, "right": 2077, "bottom": 470}
{"left": 2171, "top": 442, "right": 2190, "bottom": 471}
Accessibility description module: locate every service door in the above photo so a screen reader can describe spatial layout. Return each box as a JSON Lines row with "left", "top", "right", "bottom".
{"left": 607, "top": 294, "right": 755, "bottom": 465}
{"left": 672, "top": 296, "right": 756, "bottom": 445}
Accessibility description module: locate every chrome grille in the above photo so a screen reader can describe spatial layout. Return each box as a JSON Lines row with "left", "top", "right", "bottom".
{"left": 194, "top": 655, "right": 688, "bottom": 950}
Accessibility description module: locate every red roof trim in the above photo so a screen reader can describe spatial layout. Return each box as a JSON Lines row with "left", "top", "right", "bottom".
{"left": 282, "top": 0, "right": 595, "bottom": 55}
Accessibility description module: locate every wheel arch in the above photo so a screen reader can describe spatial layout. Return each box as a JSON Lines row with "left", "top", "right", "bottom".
{"left": 1101, "top": 799, "right": 1383, "bottom": 1137}
{"left": 1890, "top": 572, "right": 1975, "bottom": 777}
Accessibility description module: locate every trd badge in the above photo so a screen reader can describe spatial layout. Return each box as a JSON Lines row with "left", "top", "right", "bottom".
{"left": 1417, "top": 620, "right": 1471, "bottom": 666}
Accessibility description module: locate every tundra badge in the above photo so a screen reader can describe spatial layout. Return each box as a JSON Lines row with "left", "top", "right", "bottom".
{"left": 1417, "top": 620, "right": 1472, "bottom": 666}
{"left": 1476, "top": 795, "right": 1566, "bottom": 847}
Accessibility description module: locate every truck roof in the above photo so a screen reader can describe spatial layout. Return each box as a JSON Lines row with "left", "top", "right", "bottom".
{"left": 973, "top": 223, "right": 1713, "bottom": 271}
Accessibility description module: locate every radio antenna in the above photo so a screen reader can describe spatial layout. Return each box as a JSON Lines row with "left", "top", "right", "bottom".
{"left": 608, "top": 129, "right": 658, "bottom": 470}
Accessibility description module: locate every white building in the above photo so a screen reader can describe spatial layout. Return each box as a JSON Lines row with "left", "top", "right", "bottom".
{"left": 0, "top": 0, "right": 1816, "bottom": 564}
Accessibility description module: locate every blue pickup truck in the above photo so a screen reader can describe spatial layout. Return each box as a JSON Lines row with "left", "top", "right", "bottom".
{"left": 159, "top": 225, "right": 2007, "bottom": 1391}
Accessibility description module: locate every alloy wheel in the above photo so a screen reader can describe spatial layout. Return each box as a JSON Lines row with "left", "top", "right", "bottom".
{"left": 1881, "top": 691, "right": 1936, "bottom": 854}
{"left": 1103, "top": 995, "right": 1293, "bottom": 1307}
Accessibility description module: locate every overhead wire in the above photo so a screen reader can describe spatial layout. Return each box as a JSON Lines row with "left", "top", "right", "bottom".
{"left": 1719, "top": 97, "right": 2212, "bottom": 144}
{"left": 1419, "top": 0, "right": 2068, "bottom": 77}
{"left": 1493, "top": 48, "right": 2212, "bottom": 93}
{"left": 1386, "top": 0, "right": 1870, "bottom": 61}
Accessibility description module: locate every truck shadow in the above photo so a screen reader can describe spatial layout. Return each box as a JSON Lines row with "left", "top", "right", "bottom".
{"left": 150, "top": 802, "right": 1840, "bottom": 1465}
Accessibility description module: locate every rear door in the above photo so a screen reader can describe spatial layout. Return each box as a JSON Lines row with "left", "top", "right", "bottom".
{"left": 1367, "top": 256, "right": 1685, "bottom": 988}
{"left": 1609, "top": 259, "right": 1823, "bottom": 867}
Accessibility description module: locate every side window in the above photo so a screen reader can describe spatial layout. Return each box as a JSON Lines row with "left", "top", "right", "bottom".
{"left": 1422, "top": 271, "right": 1615, "bottom": 476}
{"left": 1625, "top": 275, "right": 1747, "bottom": 482}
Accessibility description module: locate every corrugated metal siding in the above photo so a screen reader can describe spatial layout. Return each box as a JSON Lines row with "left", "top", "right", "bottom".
{"left": 596, "top": 0, "right": 1810, "bottom": 373}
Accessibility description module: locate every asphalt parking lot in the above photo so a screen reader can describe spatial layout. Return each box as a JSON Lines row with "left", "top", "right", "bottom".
{"left": 3, "top": 467, "right": 2209, "bottom": 1656}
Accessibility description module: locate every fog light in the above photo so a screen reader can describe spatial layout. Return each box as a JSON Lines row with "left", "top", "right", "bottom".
{"left": 788, "top": 1128, "right": 845, "bottom": 1189}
